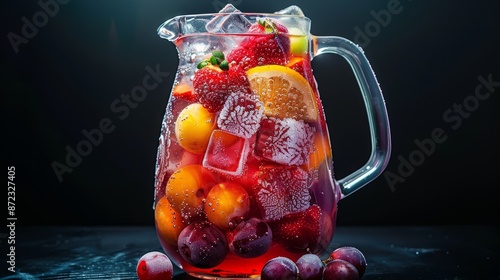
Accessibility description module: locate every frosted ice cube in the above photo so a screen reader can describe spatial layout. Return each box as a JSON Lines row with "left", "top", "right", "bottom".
{"left": 218, "top": 92, "right": 263, "bottom": 138}
{"left": 255, "top": 165, "right": 310, "bottom": 221}
{"left": 202, "top": 130, "right": 248, "bottom": 176}
{"left": 255, "top": 117, "right": 315, "bottom": 166}
{"left": 206, "top": 4, "right": 251, "bottom": 34}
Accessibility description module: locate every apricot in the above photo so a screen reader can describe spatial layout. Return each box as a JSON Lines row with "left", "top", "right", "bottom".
{"left": 204, "top": 182, "right": 250, "bottom": 230}
{"left": 165, "top": 165, "right": 216, "bottom": 220}
{"left": 155, "top": 196, "right": 186, "bottom": 246}
{"left": 175, "top": 103, "right": 216, "bottom": 154}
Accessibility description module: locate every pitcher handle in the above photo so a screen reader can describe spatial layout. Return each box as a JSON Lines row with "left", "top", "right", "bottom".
{"left": 311, "top": 36, "right": 391, "bottom": 199}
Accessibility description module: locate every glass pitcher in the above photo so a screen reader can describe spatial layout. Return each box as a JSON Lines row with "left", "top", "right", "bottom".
{"left": 153, "top": 5, "right": 391, "bottom": 279}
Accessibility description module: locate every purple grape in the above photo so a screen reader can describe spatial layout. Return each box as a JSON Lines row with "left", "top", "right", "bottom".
{"left": 177, "top": 221, "right": 227, "bottom": 268}
{"left": 296, "top": 254, "right": 323, "bottom": 280}
{"left": 228, "top": 218, "right": 272, "bottom": 258}
{"left": 261, "top": 257, "right": 299, "bottom": 280}
{"left": 329, "top": 247, "right": 366, "bottom": 277}
{"left": 323, "top": 260, "right": 359, "bottom": 280}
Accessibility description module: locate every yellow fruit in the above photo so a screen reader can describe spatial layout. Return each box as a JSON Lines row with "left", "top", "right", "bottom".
{"left": 246, "top": 65, "right": 318, "bottom": 121}
{"left": 165, "top": 165, "right": 216, "bottom": 220}
{"left": 155, "top": 196, "right": 186, "bottom": 246}
{"left": 175, "top": 103, "right": 216, "bottom": 154}
{"left": 204, "top": 182, "right": 250, "bottom": 230}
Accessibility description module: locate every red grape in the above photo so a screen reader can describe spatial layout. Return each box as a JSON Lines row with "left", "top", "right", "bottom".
{"left": 136, "top": 251, "right": 173, "bottom": 280}
{"left": 296, "top": 254, "right": 324, "bottom": 280}
{"left": 177, "top": 221, "right": 228, "bottom": 268}
{"left": 329, "top": 246, "right": 366, "bottom": 277}
{"left": 261, "top": 256, "right": 299, "bottom": 280}
{"left": 323, "top": 259, "right": 359, "bottom": 280}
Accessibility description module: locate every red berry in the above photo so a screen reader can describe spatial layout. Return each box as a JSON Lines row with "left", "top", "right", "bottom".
{"left": 136, "top": 251, "right": 173, "bottom": 280}
{"left": 192, "top": 64, "right": 251, "bottom": 113}
{"left": 228, "top": 19, "right": 290, "bottom": 69}
{"left": 269, "top": 205, "right": 323, "bottom": 253}
{"left": 192, "top": 65, "right": 229, "bottom": 112}
{"left": 287, "top": 56, "right": 318, "bottom": 93}
{"left": 227, "top": 46, "right": 257, "bottom": 71}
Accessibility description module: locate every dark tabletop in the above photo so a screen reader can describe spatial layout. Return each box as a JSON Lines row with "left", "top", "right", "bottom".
{"left": 1, "top": 226, "right": 499, "bottom": 279}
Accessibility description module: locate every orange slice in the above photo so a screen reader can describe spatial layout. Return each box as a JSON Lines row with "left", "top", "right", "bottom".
{"left": 246, "top": 65, "right": 318, "bottom": 121}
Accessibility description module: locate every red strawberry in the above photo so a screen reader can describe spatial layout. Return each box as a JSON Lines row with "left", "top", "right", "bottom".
{"left": 269, "top": 205, "right": 323, "bottom": 253}
{"left": 227, "top": 46, "right": 257, "bottom": 71}
{"left": 226, "top": 63, "right": 252, "bottom": 96}
{"left": 192, "top": 51, "right": 251, "bottom": 112}
{"left": 287, "top": 56, "right": 318, "bottom": 93}
{"left": 228, "top": 19, "right": 290, "bottom": 70}
{"left": 192, "top": 65, "right": 229, "bottom": 112}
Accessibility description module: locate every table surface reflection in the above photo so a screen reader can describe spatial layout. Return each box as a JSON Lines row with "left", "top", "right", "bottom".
{"left": 1, "top": 225, "right": 499, "bottom": 279}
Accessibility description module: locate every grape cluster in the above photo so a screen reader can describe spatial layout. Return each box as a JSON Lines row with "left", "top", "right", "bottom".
{"left": 137, "top": 246, "right": 366, "bottom": 280}
{"left": 261, "top": 246, "right": 366, "bottom": 280}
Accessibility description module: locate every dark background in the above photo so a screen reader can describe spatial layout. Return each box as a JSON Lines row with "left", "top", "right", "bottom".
{"left": 3, "top": 0, "right": 499, "bottom": 227}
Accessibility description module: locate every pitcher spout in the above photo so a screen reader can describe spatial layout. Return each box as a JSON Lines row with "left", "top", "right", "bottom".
{"left": 158, "top": 16, "right": 180, "bottom": 41}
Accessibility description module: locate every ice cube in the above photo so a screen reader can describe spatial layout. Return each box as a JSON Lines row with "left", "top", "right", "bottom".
{"left": 254, "top": 165, "right": 310, "bottom": 222}
{"left": 202, "top": 130, "right": 248, "bottom": 176}
{"left": 255, "top": 117, "right": 315, "bottom": 166}
{"left": 274, "top": 5, "right": 305, "bottom": 16}
{"left": 274, "top": 5, "right": 308, "bottom": 34}
{"left": 218, "top": 92, "right": 263, "bottom": 138}
{"left": 206, "top": 4, "right": 252, "bottom": 34}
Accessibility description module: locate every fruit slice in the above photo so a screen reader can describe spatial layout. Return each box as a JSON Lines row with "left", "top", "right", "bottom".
{"left": 172, "top": 82, "right": 196, "bottom": 101}
{"left": 288, "top": 27, "right": 308, "bottom": 55}
{"left": 246, "top": 65, "right": 318, "bottom": 121}
{"left": 306, "top": 133, "right": 332, "bottom": 170}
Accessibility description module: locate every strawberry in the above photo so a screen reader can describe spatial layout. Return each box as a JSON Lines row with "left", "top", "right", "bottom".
{"left": 286, "top": 56, "right": 318, "bottom": 93}
{"left": 227, "top": 19, "right": 290, "bottom": 70}
{"left": 192, "top": 65, "right": 229, "bottom": 112}
{"left": 269, "top": 205, "right": 322, "bottom": 253}
{"left": 227, "top": 46, "right": 257, "bottom": 71}
{"left": 193, "top": 51, "right": 251, "bottom": 113}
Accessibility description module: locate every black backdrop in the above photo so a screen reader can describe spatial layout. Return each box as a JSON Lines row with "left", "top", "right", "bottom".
{"left": 3, "top": 1, "right": 500, "bottom": 226}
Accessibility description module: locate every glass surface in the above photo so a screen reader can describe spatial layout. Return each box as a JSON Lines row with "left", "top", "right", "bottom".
{"left": 154, "top": 5, "right": 390, "bottom": 278}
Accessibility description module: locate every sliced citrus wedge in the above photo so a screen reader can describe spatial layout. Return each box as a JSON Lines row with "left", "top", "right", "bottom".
{"left": 246, "top": 65, "right": 318, "bottom": 121}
